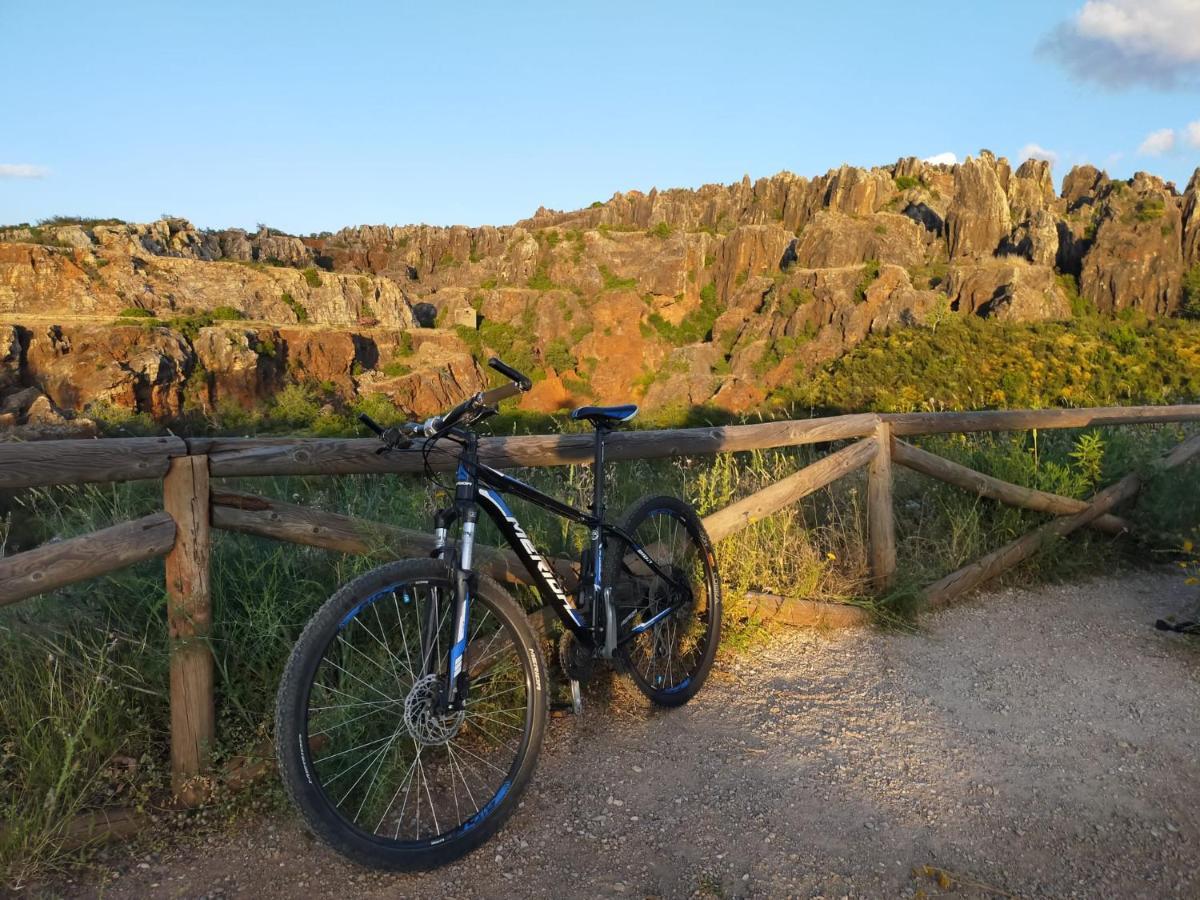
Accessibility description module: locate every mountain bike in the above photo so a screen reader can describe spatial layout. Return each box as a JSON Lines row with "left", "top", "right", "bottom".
{"left": 274, "top": 357, "right": 722, "bottom": 870}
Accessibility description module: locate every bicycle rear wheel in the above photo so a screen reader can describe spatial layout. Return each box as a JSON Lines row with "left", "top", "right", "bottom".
{"left": 607, "top": 495, "right": 721, "bottom": 706}
{"left": 275, "top": 558, "right": 547, "bottom": 870}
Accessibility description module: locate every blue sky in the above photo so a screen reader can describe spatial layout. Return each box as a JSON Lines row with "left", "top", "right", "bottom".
{"left": 1, "top": 0, "right": 1197, "bottom": 233}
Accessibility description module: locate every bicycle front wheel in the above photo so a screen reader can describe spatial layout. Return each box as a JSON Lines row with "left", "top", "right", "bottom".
{"left": 275, "top": 558, "right": 548, "bottom": 870}
{"left": 607, "top": 495, "right": 722, "bottom": 706}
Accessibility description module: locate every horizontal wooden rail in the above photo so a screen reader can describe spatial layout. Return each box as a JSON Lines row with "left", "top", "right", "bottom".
{"left": 210, "top": 490, "right": 579, "bottom": 588}
{"left": 0, "top": 406, "right": 1194, "bottom": 488}
{"left": 702, "top": 437, "right": 877, "bottom": 542}
{"left": 742, "top": 592, "right": 871, "bottom": 628}
{"left": 891, "top": 438, "right": 1130, "bottom": 535}
{"left": 0, "top": 512, "right": 177, "bottom": 606}
{"left": 0, "top": 435, "right": 187, "bottom": 490}
{"left": 196, "top": 415, "right": 882, "bottom": 477}
{"left": 883, "top": 404, "right": 1200, "bottom": 437}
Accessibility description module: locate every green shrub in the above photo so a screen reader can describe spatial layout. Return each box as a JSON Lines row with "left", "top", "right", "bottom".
{"left": 599, "top": 265, "right": 637, "bottom": 291}
{"left": 647, "top": 282, "right": 721, "bottom": 345}
{"left": 1105, "top": 322, "right": 1141, "bottom": 354}
{"left": 543, "top": 338, "right": 574, "bottom": 371}
{"left": 853, "top": 259, "right": 881, "bottom": 303}
{"left": 1182, "top": 264, "right": 1200, "bottom": 320}
{"left": 782, "top": 316, "right": 1200, "bottom": 412}
{"left": 526, "top": 267, "right": 556, "bottom": 290}
{"left": 650, "top": 221, "right": 672, "bottom": 239}
{"left": 894, "top": 175, "right": 921, "bottom": 191}
{"left": 1056, "top": 273, "right": 1095, "bottom": 318}
{"left": 302, "top": 266, "right": 322, "bottom": 288}
{"left": 281, "top": 292, "right": 309, "bottom": 323}
{"left": 779, "top": 287, "right": 813, "bottom": 317}
{"left": 164, "top": 312, "right": 216, "bottom": 341}
{"left": 381, "top": 360, "right": 412, "bottom": 377}
{"left": 908, "top": 260, "right": 949, "bottom": 290}
{"left": 1134, "top": 196, "right": 1166, "bottom": 222}
{"left": 590, "top": 201, "right": 603, "bottom": 208}
{"left": 270, "top": 384, "right": 320, "bottom": 426}
{"left": 211, "top": 305, "right": 245, "bottom": 321}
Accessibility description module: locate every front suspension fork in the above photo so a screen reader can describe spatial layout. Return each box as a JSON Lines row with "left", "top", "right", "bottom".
{"left": 445, "top": 506, "right": 477, "bottom": 711}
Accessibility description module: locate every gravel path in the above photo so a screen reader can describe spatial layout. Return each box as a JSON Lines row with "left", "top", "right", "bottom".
{"left": 69, "top": 571, "right": 1200, "bottom": 898}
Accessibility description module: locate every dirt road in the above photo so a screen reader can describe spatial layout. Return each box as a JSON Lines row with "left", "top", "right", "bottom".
{"left": 67, "top": 571, "right": 1200, "bottom": 898}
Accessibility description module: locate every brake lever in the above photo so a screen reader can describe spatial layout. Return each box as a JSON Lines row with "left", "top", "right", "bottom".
{"left": 374, "top": 426, "right": 413, "bottom": 454}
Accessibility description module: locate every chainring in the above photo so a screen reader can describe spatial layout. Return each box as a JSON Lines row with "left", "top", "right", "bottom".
{"left": 557, "top": 630, "right": 595, "bottom": 682}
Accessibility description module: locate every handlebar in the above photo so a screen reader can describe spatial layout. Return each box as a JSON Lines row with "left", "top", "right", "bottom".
{"left": 488, "top": 357, "right": 532, "bottom": 391}
{"left": 360, "top": 357, "right": 532, "bottom": 445}
{"left": 357, "top": 412, "right": 385, "bottom": 436}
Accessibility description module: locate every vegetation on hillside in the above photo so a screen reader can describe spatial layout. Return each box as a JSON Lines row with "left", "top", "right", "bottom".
{"left": 778, "top": 316, "right": 1200, "bottom": 414}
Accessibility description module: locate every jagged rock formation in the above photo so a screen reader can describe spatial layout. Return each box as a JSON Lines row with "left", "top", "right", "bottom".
{"left": 0, "top": 151, "right": 1197, "bottom": 431}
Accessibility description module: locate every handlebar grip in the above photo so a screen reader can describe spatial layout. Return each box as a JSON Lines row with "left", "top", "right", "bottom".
{"left": 488, "top": 357, "right": 532, "bottom": 391}
{"left": 358, "top": 412, "right": 385, "bottom": 436}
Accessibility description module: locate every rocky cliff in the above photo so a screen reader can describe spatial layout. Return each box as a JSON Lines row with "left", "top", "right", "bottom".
{"left": 1, "top": 151, "right": 1197, "bottom": 433}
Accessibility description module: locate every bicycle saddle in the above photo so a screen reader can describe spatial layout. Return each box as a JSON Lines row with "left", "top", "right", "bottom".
{"left": 569, "top": 404, "right": 638, "bottom": 426}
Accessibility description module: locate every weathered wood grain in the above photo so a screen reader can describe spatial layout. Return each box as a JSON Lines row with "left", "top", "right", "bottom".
{"left": 884, "top": 405, "right": 1200, "bottom": 437}
{"left": 700, "top": 438, "right": 878, "bottom": 543}
{"left": 210, "top": 490, "right": 579, "bottom": 588}
{"left": 202, "top": 414, "right": 882, "bottom": 477}
{"left": 0, "top": 435, "right": 187, "bottom": 489}
{"left": 742, "top": 592, "right": 871, "bottom": 628}
{"left": 0, "top": 512, "right": 175, "bottom": 606}
{"left": 867, "top": 421, "right": 897, "bottom": 592}
{"left": 164, "top": 456, "right": 214, "bottom": 803}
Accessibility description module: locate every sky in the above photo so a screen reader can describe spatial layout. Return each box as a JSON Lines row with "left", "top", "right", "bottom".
{"left": 1, "top": 0, "right": 1198, "bottom": 234}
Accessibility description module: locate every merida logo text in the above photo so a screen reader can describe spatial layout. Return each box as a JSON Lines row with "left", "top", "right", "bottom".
{"left": 508, "top": 517, "right": 572, "bottom": 608}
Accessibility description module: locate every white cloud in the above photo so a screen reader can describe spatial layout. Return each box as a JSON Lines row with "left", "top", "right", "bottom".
{"left": 1137, "top": 127, "right": 1176, "bottom": 155}
{"left": 1185, "top": 120, "right": 1200, "bottom": 148}
{"left": 1019, "top": 143, "right": 1059, "bottom": 164}
{"left": 922, "top": 152, "right": 957, "bottom": 166}
{"left": 0, "top": 163, "right": 49, "bottom": 179}
{"left": 1038, "top": 0, "right": 1200, "bottom": 89}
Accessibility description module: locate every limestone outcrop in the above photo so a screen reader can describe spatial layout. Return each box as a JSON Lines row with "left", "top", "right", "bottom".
{"left": 1, "top": 152, "right": 1197, "bottom": 429}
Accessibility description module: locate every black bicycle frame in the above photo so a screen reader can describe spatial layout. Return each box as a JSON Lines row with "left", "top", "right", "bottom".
{"left": 433, "top": 426, "right": 686, "bottom": 707}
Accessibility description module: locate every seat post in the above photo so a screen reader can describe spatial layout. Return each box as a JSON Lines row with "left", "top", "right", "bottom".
{"left": 592, "top": 425, "right": 608, "bottom": 520}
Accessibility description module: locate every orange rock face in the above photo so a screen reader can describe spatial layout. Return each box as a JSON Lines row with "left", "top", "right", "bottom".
{"left": 1, "top": 152, "right": 1196, "bottom": 428}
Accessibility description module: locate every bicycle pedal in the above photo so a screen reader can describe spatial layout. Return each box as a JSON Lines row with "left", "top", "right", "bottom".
{"left": 549, "top": 679, "right": 584, "bottom": 717}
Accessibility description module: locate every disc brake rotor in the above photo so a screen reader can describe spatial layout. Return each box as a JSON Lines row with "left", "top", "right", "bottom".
{"left": 403, "top": 673, "right": 465, "bottom": 746}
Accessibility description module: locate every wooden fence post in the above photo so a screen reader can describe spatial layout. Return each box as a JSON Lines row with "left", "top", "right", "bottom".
{"left": 163, "top": 455, "right": 214, "bottom": 804}
{"left": 867, "top": 421, "right": 897, "bottom": 592}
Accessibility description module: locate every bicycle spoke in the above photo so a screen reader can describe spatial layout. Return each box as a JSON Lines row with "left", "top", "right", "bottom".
{"left": 298, "top": 571, "right": 535, "bottom": 850}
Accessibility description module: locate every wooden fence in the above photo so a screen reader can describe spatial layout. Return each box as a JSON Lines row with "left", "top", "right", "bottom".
{"left": 2, "top": 403, "right": 1199, "bottom": 804}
